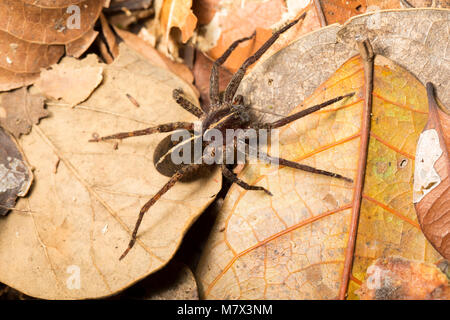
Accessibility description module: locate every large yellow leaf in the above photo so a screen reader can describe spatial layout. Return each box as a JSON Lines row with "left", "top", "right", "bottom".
{"left": 196, "top": 52, "right": 443, "bottom": 299}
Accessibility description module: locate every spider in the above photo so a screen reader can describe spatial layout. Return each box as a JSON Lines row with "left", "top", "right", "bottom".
{"left": 91, "top": 14, "right": 354, "bottom": 260}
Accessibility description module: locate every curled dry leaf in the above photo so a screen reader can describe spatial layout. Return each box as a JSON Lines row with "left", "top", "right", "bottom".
{"left": 413, "top": 83, "right": 450, "bottom": 259}
{"left": 160, "top": 0, "right": 198, "bottom": 43}
{"left": 0, "top": 0, "right": 104, "bottom": 91}
{"left": 0, "top": 44, "right": 221, "bottom": 299}
{"left": 197, "top": 9, "right": 449, "bottom": 299}
{"left": 65, "top": 28, "right": 99, "bottom": 58}
{"left": 0, "top": 127, "right": 33, "bottom": 216}
{"left": 0, "top": 87, "right": 47, "bottom": 138}
{"left": 98, "top": 13, "right": 120, "bottom": 63}
{"left": 357, "top": 256, "right": 450, "bottom": 300}
{"left": 35, "top": 54, "right": 104, "bottom": 107}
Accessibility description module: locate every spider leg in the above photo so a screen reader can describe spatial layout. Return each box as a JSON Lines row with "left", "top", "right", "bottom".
{"left": 210, "top": 32, "right": 256, "bottom": 106}
{"left": 173, "top": 89, "right": 204, "bottom": 118}
{"left": 257, "top": 92, "right": 355, "bottom": 129}
{"left": 244, "top": 141, "right": 353, "bottom": 183}
{"left": 89, "top": 122, "right": 194, "bottom": 142}
{"left": 222, "top": 164, "right": 272, "bottom": 196}
{"left": 120, "top": 163, "right": 202, "bottom": 260}
{"left": 223, "top": 13, "right": 306, "bottom": 103}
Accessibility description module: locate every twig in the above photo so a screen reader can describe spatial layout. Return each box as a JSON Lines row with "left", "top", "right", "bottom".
{"left": 339, "top": 39, "right": 375, "bottom": 299}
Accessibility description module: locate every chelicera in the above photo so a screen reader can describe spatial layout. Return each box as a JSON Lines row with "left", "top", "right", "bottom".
{"left": 91, "top": 14, "right": 354, "bottom": 260}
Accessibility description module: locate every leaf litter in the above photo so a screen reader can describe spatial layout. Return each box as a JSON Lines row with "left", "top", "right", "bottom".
{"left": 0, "top": 4, "right": 449, "bottom": 300}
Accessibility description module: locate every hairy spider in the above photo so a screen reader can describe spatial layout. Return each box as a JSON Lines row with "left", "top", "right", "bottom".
{"left": 91, "top": 14, "right": 354, "bottom": 260}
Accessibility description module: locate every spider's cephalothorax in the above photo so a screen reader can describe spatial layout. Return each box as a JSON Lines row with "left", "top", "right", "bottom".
{"left": 91, "top": 13, "right": 355, "bottom": 260}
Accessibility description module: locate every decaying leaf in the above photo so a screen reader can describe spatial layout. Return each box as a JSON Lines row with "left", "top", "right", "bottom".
{"left": 0, "top": 44, "right": 221, "bottom": 299}
{"left": 36, "top": 55, "right": 104, "bottom": 107}
{"left": 0, "top": 87, "right": 47, "bottom": 138}
{"left": 160, "top": 0, "right": 198, "bottom": 43}
{"left": 413, "top": 83, "right": 450, "bottom": 259}
{"left": 119, "top": 261, "right": 199, "bottom": 300}
{"left": 0, "top": 127, "right": 33, "bottom": 216}
{"left": 0, "top": 0, "right": 105, "bottom": 91}
{"left": 197, "top": 9, "right": 449, "bottom": 299}
{"left": 357, "top": 256, "right": 450, "bottom": 300}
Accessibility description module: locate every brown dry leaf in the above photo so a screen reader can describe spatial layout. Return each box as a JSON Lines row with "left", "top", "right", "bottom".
{"left": 0, "top": 0, "right": 103, "bottom": 44}
{"left": 197, "top": 9, "right": 449, "bottom": 299}
{"left": 65, "top": 28, "right": 99, "bottom": 58}
{"left": 36, "top": 55, "right": 104, "bottom": 107}
{"left": 160, "top": 0, "right": 198, "bottom": 43}
{"left": 120, "top": 261, "right": 199, "bottom": 299}
{"left": 0, "top": 127, "right": 33, "bottom": 216}
{"left": 0, "top": 69, "right": 40, "bottom": 93}
{"left": 0, "top": 87, "right": 47, "bottom": 138}
{"left": 0, "top": 0, "right": 105, "bottom": 91}
{"left": 413, "top": 84, "right": 450, "bottom": 259}
{"left": 0, "top": 43, "right": 221, "bottom": 299}
{"left": 0, "top": 31, "right": 65, "bottom": 74}
{"left": 357, "top": 256, "right": 450, "bottom": 299}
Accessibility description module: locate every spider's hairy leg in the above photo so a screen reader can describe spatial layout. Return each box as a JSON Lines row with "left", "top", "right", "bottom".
{"left": 210, "top": 32, "right": 256, "bottom": 105}
{"left": 223, "top": 12, "right": 306, "bottom": 103}
{"left": 258, "top": 92, "right": 355, "bottom": 129}
{"left": 89, "top": 122, "right": 194, "bottom": 142}
{"left": 274, "top": 157, "right": 353, "bottom": 182}
{"left": 244, "top": 141, "right": 353, "bottom": 183}
{"left": 120, "top": 163, "right": 202, "bottom": 260}
{"left": 222, "top": 164, "right": 273, "bottom": 196}
{"left": 173, "top": 89, "right": 204, "bottom": 118}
